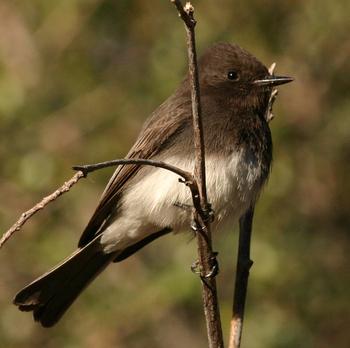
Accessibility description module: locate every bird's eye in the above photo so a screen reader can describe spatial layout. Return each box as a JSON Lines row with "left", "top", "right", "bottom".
{"left": 227, "top": 70, "right": 239, "bottom": 81}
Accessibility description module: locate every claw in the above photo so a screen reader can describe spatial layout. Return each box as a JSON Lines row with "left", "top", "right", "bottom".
{"left": 190, "top": 252, "right": 219, "bottom": 278}
{"left": 191, "top": 259, "right": 201, "bottom": 274}
{"left": 204, "top": 254, "right": 219, "bottom": 278}
{"left": 178, "top": 178, "right": 192, "bottom": 186}
{"left": 191, "top": 221, "right": 205, "bottom": 232}
{"left": 202, "top": 203, "right": 215, "bottom": 223}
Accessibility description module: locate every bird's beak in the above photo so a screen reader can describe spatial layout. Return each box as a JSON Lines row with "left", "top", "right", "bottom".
{"left": 253, "top": 75, "right": 294, "bottom": 87}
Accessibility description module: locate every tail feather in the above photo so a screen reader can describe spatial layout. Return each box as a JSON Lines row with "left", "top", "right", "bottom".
{"left": 14, "top": 229, "right": 171, "bottom": 327}
{"left": 13, "top": 237, "right": 115, "bottom": 327}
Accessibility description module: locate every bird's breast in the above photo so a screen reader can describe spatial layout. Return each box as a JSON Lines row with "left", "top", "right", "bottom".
{"left": 204, "top": 149, "right": 265, "bottom": 222}
{"left": 121, "top": 148, "right": 267, "bottom": 230}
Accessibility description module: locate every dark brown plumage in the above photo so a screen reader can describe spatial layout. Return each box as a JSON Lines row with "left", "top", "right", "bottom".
{"left": 13, "top": 43, "right": 292, "bottom": 327}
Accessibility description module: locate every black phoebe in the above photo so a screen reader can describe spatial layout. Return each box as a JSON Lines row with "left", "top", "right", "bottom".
{"left": 13, "top": 43, "right": 292, "bottom": 327}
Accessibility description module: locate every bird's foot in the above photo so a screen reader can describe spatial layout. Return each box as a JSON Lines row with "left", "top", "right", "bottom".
{"left": 190, "top": 252, "right": 219, "bottom": 279}
{"left": 202, "top": 203, "right": 215, "bottom": 223}
{"left": 190, "top": 220, "right": 205, "bottom": 232}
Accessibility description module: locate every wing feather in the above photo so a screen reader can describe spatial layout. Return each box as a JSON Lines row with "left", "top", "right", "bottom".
{"left": 78, "top": 95, "right": 190, "bottom": 247}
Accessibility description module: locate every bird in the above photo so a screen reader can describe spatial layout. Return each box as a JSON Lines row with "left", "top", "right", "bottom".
{"left": 13, "top": 42, "right": 293, "bottom": 327}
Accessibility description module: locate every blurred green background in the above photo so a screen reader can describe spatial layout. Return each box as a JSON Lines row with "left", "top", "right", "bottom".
{"left": 0, "top": 0, "right": 349, "bottom": 347}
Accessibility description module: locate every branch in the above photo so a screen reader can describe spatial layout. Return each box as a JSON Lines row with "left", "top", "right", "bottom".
{"left": 171, "top": 0, "right": 196, "bottom": 28}
{"left": 73, "top": 158, "right": 193, "bottom": 183}
{"left": 0, "top": 171, "right": 85, "bottom": 249}
{"left": 1, "top": 158, "right": 199, "bottom": 250}
{"left": 74, "top": 158, "right": 202, "bottom": 211}
{"left": 265, "top": 62, "right": 278, "bottom": 123}
{"left": 228, "top": 206, "right": 255, "bottom": 348}
{"left": 171, "top": 1, "right": 224, "bottom": 348}
{"left": 228, "top": 63, "right": 279, "bottom": 348}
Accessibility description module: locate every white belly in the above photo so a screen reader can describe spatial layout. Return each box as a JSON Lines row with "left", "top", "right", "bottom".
{"left": 101, "top": 150, "right": 263, "bottom": 253}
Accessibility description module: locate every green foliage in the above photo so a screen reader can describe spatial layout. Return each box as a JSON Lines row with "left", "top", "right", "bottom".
{"left": 0, "top": 0, "right": 349, "bottom": 347}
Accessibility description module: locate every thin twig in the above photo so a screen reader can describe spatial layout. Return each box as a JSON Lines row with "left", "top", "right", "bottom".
{"left": 228, "top": 63, "right": 279, "bottom": 348}
{"left": 265, "top": 62, "right": 278, "bottom": 122}
{"left": 0, "top": 171, "right": 85, "bottom": 249}
{"left": 171, "top": 1, "right": 224, "bottom": 348}
{"left": 73, "top": 158, "right": 192, "bottom": 182}
{"left": 229, "top": 205, "right": 255, "bottom": 348}
{"left": 171, "top": 0, "right": 195, "bottom": 27}
{"left": 1, "top": 158, "right": 201, "bottom": 250}
{"left": 229, "top": 63, "right": 278, "bottom": 348}
{"left": 73, "top": 158, "right": 202, "bottom": 210}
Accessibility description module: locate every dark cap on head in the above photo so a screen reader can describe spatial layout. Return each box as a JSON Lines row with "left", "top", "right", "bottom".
{"left": 196, "top": 42, "right": 293, "bottom": 93}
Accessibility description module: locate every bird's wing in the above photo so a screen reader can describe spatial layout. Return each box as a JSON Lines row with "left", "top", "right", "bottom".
{"left": 78, "top": 99, "right": 190, "bottom": 247}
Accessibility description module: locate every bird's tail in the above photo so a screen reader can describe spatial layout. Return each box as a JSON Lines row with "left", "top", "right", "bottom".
{"left": 13, "top": 236, "right": 115, "bottom": 327}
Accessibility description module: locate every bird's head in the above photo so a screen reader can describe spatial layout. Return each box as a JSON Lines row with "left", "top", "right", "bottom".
{"left": 197, "top": 43, "right": 293, "bottom": 111}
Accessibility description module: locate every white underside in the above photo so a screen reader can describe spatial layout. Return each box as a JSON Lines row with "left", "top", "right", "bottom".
{"left": 101, "top": 150, "right": 262, "bottom": 253}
